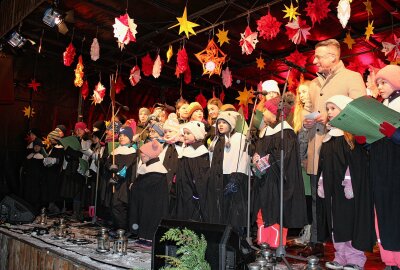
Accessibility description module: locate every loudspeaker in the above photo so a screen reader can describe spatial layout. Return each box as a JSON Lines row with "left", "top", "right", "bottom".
{"left": 0, "top": 195, "right": 35, "bottom": 224}
{"left": 152, "top": 219, "right": 244, "bottom": 270}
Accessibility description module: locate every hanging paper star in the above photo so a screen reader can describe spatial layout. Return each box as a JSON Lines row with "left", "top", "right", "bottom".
{"left": 152, "top": 54, "right": 162, "bottom": 78}
{"left": 141, "top": 53, "right": 154, "bottom": 77}
{"left": 343, "top": 31, "right": 355, "bottom": 49}
{"left": 176, "top": 47, "right": 189, "bottom": 75}
{"left": 256, "top": 11, "right": 281, "bottom": 40}
{"left": 337, "top": 0, "right": 351, "bottom": 29}
{"left": 28, "top": 79, "right": 41, "bottom": 92}
{"left": 113, "top": 13, "right": 137, "bottom": 49}
{"left": 365, "top": 20, "right": 374, "bottom": 40}
{"left": 236, "top": 86, "right": 255, "bottom": 107}
{"left": 382, "top": 34, "right": 400, "bottom": 62}
{"left": 129, "top": 65, "right": 141, "bottom": 86}
{"left": 23, "top": 106, "right": 35, "bottom": 118}
{"left": 363, "top": 0, "right": 373, "bottom": 16}
{"left": 63, "top": 42, "right": 76, "bottom": 66}
{"left": 74, "top": 55, "right": 84, "bottom": 87}
{"left": 216, "top": 29, "right": 230, "bottom": 46}
{"left": 195, "top": 39, "right": 226, "bottom": 77}
{"left": 285, "top": 18, "right": 311, "bottom": 45}
{"left": 115, "top": 76, "right": 126, "bottom": 94}
{"left": 305, "top": 0, "right": 330, "bottom": 26}
{"left": 222, "top": 67, "right": 232, "bottom": 89}
{"left": 81, "top": 80, "right": 89, "bottom": 100}
{"left": 91, "top": 82, "right": 106, "bottom": 105}
{"left": 90, "top": 38, "right": 100, "bottom": 61}
{"left": 166, "top": 45, "right": 173, "bottom": 63}
{"left": 169, "top": 6, "right": 199, "bottom": 39}
{"left": 256, "top": 56, "right": 266, "bottom": 70}
{"left": 286, "top": 50, "right": 308, "bottom": 68}
{"left": 239, "top": 26, "right": 259, "bottom": 55}
{"left": 282, "top": 2, "right": 300, "bottom": 22}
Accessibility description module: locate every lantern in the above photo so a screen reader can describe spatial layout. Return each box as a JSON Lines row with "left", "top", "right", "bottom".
{"left": 96, "top": 227, "right": 110, "bottom": 253}
{"left": 112, "top": 229, "right": 127, "bottom": 255}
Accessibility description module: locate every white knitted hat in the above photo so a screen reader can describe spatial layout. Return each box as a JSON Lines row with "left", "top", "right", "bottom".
{"left": 262, "top": 80, "right": 280, "bottom": 93}
{"left": 325, "top": 95, "right": 353, "bottom": 110}
{"left": 181, "top": 121, "right": 206, "bottom": 140}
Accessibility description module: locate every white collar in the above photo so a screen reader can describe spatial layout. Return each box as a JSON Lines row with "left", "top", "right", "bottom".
{"left": 260, "top": 121, "right": 293, "bottom": 137}
{"left": 181, "top": 144, "right": 208, "bottom": 158}
{"left": 27, "top": 153, "right": 44, "bottom": 160}
{"left": 323, "top": 127, "right": 344, "bottom": 142}
{"left": 111, "top": 145, "right": 136, "bottom": 155}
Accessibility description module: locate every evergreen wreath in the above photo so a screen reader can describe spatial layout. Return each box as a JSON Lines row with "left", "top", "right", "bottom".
{"left": 157, "top": 227, "right": 211, "bottom": 270}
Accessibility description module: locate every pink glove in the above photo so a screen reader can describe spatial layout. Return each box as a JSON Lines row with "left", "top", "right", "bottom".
{"left": 317, "top": 176, "right": 325, "bottom": 198}
{"left": 342, "top": 179, "right": 354, "bottom": 199}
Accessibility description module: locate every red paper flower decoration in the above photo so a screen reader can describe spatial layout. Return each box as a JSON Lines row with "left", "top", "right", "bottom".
{"left": 92, "top": 82, "right": 106, "bottom": 105}
{"left": 113, "top": 14, "right": 137, "bottom": 49}
{"left": 177, "top": 48, "right": 189, "bottom": 74}
{"left": 129, "top": 65, "right": 141, "bottom": 86}
{"left": 152, "top": 55, "right": 163, "bottom": 78}
{"left": 257, "top": 11, "right": 282, "bottom": 40}
{"left": 141, "top": 53, "right": 154, "bottom": 77}
{"left": 81, "top": 80, "right": 89, "bottom": 100}
{"left": 195, "top": 92, "right": 207, "bottom": 108}
{"left": 382, "top": 34, "right": 400, "bottom": 62}
{"left": 239, "top": 26, "right": 259, "bottom": 55}
{"left": 285, "top": 18, "right": 311, "bottom": 45}
{"left": 115, "top": 76, "right": 126, "bottom": 94}
{"left": 305, "top": 0, "right": 330, "bottom": 26}
{"left": 184, "top": 65, "right": 191, "bottom": 84}
{"left": 286, "top": 50, "right": 308, "bottom": 69}
{"left": 220, "top": 90, "right": 225, "bottom": 103}
{"left": 74, "top": 55, "right": 84, "bottom": 87}
{"left": 222, "top": 67, "right": 232, "bottom": 89}
{"left": 63, "top": 42, "right": 76, "bottom": 66}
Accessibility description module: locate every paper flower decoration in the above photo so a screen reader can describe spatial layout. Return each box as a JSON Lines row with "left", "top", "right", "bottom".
{"left": 63, "top": 42, "right": 76, "bottom": 66}
{"left": 28, "top": 79, "right": 41, "bottom": 92}
{"left": 169, "top": 6, "right": 199, "bottom": 38}
{"left": 343, "top": 32, "right": 355, "bottom": 49}
{"left": 236, "top": 86, "right": 255, "bottom": 107}
{"left": 152, "top": 54, "right": 162, "bottom": 78}
{"left": 129, "top": 65, "right": 141, "bottom": 86}
{"left": 256, "top": 56, "right": 266, "bottom": 70}
{"left": 166, "top": 45, "right": 173, "bottom": 63}
{"left": 92, "top": 82, "right": 106, "bottom": 105}
{"left": 23, "top": 106, "right": 35, "bottom": 118}
{"left": 337, "top": 0, "right": 351, "bottom": 29}
{"left": 74, "top": 55, "right": 84, "bottom": 87}
{"left": 90, "top": 38, "right": 100, "bottom": 61}
{"left": 216, "top": 29, "right": 230, "bottom": 46}
{"left": 285, "top": 18, "right": 311, "bottom": 45}
{"left": 286, "top": 50, "right": 308, "bottom": 69}
{"left": 81, "top": 80, "right": 89, "bottom": 100}
{"left": 183, "top": 65, "right": 191, "bottom": 84}
{"left": 195, "top": 92, "right": 207, "bottom": 108}
{"left": 239, "top": 26, "right": 259, "bottom": 55}
{"left": 256, "top": 11, "right": 281, "bottom": 40}
{"left": 113, "top": 13, "right": 137, "bottom": 49}
{"left": 141, "top": 53, "right": 154, "bottom": 77}
{"left": 305, "top": 0, "right": 330, "bottom": 26}
{"left": 222, "top": 67, "right": 232, "bottom": 89}
{"left": 176, "top": 47, "right": 189, "bottom": 74}
{"left": 382, "top": 34, "right": 400, "bottom": 62}
{"left": 115, "top": 76, "right": 126, "bottom": 94}
{"left": 195, "top": 39, "right": 226, "bottom": 77}
{"left": 365, "top": 20, "right": 374, "bottom": 40}
{"left": 282, "top": 2, "right": 300, "bottom": 22}
{"left": 220, "top": 90, "right": 225, "bottom": 103}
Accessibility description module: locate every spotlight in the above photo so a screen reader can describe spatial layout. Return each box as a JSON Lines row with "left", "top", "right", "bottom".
{"left": 43, "top": 8, "right": 63, "bottom": 27}
{"left": 7, "top": 31, "right": 27, "bottom": 48}
{"left": 205, "top": 60, "right": 216, "bottom": 72}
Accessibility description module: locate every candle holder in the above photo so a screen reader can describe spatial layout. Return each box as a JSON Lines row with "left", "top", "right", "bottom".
{"left": 112, "top": 229, "right": 127, "bottom": 255}
{"left": 303, "top": 256, "right": 323, "bottom": 270}
{"left": 39, "top": 207, "right": 47, "bottom": 225}
{"left": 96, "top": 227, "right": 110, "bottom": 253}
{"left": 53, "top": 218, "right": 68, "bottom": 239}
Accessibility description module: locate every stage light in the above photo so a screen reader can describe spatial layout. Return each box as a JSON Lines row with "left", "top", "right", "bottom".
{"left": 7, "top": 31, "right": 27, "bottom": 48}
{"left": 205, "top": 60, "right": 216, "bottom": 72}
{"left": 43, "top": 8, "right": 63, "bottom": 27}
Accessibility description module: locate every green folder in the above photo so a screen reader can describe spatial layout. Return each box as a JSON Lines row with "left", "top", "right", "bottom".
{"left": 60, "top": 136, "right": 81, "bottom": 150}
{"left": 235, "top": 108, "right": 249, "bottom": 135}
{"left": 78, "top": 158, "right": 89, "bottom": 175}
{"left": 330, "top": 96, "right": 400, "bottom": 143}
{"left": 252, "top": 109, "right": 264, "bottom": 130}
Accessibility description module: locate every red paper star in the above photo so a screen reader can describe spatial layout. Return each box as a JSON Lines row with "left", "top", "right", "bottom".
{"left": 28, "top": 79, "right": 41, "bottom": 92}
{"left": 286, "top": 50, "right": 308, "bottom": 69}
{"left": 305, "top": 0, "right": 330, "bottom": 26}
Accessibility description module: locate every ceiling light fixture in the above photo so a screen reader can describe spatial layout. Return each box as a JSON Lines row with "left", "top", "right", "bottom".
{"left": 7, "top": 31, "right": 27, "bottom": 48}
{"left": 43, "top": 8, "right": 63, "bottom": 27}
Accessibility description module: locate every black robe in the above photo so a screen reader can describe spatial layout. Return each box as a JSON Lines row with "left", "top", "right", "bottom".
{"left": 317, "top": 135, "right": 375, "bottom": 252}
{"left": 42, "top": 144, "right": 64, "bottom": 204}
{"left": 162, "top": 143, "right": 181, "bottom": 216}
{"left": 22, "top": 152, "right": 45, "bottom": 213}
{"left": 252, "top": 127, "right": 307, "bottom": 228}
{"left": 370, "top": 137, "right": 400, "bottom": 251}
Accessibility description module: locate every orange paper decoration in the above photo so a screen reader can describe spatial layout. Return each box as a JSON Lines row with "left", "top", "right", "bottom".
{"left": 74, "top": 55, "right": 84, "bottom": 87}
{"left": 195, "top": 39, "right": 226, "bottom": 77}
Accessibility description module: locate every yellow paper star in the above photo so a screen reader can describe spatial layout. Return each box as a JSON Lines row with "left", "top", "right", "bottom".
{"left": 282, "top": 2, "right": 300, "bottom": 22}
{"left": 236, "top": 86, "right": 255, "bottom": 107}
{"left": 169, "top": 6, "right": 199, "bottom": 38}
{"left": 363, "top": 0, "right": 373, "bottom": 16}
{"left": 256, "top": 56, "right": 266, "bottom": 70}
{"left": 23, "top": 106, "right": 35, "bottom": 118}
{"left": 343, "top": 32, "right": 355, "bottom": 49}
{"left": 105, "top": 120, "right": 110, "bottom": 128}
{"left": 166, "top": 45, "right": 173, "bottom": 63}
{"left": 43, "top": 136, "right": 52, "bottom": 149}
{"left": 365, "top": 20, "right": 374, "bottom": 40}
{"left": 216, "top": 29, "right": 230, "bottom": 46}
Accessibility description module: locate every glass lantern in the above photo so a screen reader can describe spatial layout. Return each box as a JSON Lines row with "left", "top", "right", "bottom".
{"left": 39, "top": 207, "right": 47, "bottom": 225}
{"left": 54, "top": 218, "right": 67, "bottom": 239}
{"left": 112, "top": 229, "right": 127, "bottom": 255}
{"left": 96, "top": 227, "right": 110, "bottom": 253}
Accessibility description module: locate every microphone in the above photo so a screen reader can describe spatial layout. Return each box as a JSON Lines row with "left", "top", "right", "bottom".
{"left": 280, "top": 58, "right": 308, "bottom": 73}
{"left": 115, "top": 101, "right": 129, "bottom": 111}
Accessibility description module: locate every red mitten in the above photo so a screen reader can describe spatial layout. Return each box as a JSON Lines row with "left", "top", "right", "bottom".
{"left": 379, "top": 121, "right": 396, "bottom": 138}
{"left": 354, "top": 135, "right": 367, "bottom": 145}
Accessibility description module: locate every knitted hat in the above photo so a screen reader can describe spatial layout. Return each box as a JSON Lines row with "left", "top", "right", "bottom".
{"left": 140, "top": 140, "right": 163, "bottom": 160}
{"left": 33, "top": 138, "right": 43, "bottom": 147}
{"left": 56, "top": 125, "right": 67, "bottom": 134}
{"left": 119, "top": 126, "right": 134, "bottom": 141}
{"left": 375, "top": 65, "right": 400, "bottom": 90}
{"left": 48, "top": 129, "right": 61, "bottom": 143}
{"left": 150, "top": 122, "right": 165, "bottom": 137}
{"left": 163, "top": 113, "right": 180, "bottom": 133}
{"left": 187, "top": 102, "right": 203, "bottom": 118}
{"left": 220, "top": 104, "right": 237, "bottom": 112}
{"left": 74, "top": 121, "right": 87, "bottom": 131}
{"left": 92, "top": 120, "right": 105, "bottom": 132}
{"left": 181, "top": 121, "right": 206, "bottom": 140}
{"left": 216, "top": 111, "right": 238, "bottom": 130}
{"left": 262, "top": 80, "right": 280, "bottom": 93}
{"left": 125, "top": 119, "right": 137, "bottom": 135}
{"left": 264, "top": 97, "right": 280, "bottom": 116}
{"left": 139, "top": 107, "right": 151, "bottom": 115}
{"left": 325, "top": 95, "right": 353, "bottom": 110}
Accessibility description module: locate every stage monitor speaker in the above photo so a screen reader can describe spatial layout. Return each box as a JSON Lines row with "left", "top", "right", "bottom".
{"left": 0, "top": 195, "right": 35, "bottom": 224}
{"left": 152, "top": 219, "right": 244, "bottom": 270}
